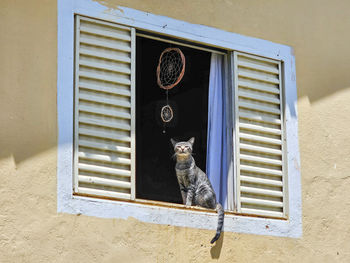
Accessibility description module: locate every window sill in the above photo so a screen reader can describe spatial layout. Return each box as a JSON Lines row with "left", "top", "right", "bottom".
{"left": 58, "top": 194, "right": 301, "bottom": 238}
{"left": 75, "top": 193, "right": 287, "bottom": 220}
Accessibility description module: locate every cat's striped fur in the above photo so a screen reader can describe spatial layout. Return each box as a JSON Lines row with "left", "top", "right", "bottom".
{"left": 171, "top": 137, "right": 224, "bottom": 244}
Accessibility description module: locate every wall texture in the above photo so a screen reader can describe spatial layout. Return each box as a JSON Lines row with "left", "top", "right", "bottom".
{"left": 1, "top": 0, "right": 350, "bottom": 262}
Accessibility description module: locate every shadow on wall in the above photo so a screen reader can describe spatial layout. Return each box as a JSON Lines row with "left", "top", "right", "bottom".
{"left": 0, "top": 88, "right": 57, "bottom": 165}
{"left": 210, "top": 232, "right": 224, "bottom": 259}
{"left": 0, "top": 0, "right": 57, "bottom": 165}
{"left": 294, "top": 48, "right": 350, "bottom": 103}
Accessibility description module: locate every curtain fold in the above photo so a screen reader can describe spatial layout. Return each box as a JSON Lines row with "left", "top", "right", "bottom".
{"left": 206, "top": 53, "right": 233, "bottom": 210}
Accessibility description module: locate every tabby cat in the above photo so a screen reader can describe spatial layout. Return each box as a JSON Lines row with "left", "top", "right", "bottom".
{"left": 171, "top": 137, "right": 224, "bottom": 244}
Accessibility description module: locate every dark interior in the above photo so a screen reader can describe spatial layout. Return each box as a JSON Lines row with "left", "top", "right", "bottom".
{"left": 136, "top": 36, "right": 211, "bottom": 203}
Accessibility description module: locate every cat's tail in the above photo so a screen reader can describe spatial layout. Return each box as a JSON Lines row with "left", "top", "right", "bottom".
{"left": 210, "top": 203, "right": 224, "bottom": 244}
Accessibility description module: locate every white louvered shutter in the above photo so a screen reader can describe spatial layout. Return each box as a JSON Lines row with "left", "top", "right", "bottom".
{"left": 73, "top": 16, "right": 135, "bottom": 200}
{"left": 233, "top": 52, "right": 287, "bottom": 218}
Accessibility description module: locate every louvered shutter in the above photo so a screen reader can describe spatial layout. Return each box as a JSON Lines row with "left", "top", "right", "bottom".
{"left": 73, "top": 16, "right": 135, "bottom": 200}
{"left": 233, "top": 52, "right": 287, "bottom": 218}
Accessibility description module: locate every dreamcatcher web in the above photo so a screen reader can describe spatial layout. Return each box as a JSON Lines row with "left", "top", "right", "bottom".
{"left": 156, "top": 47, "right": 185, "bottom": 133}
{"left": 160, "top": 105, "right": 173, "bottom": 123}
{"left": 157, "top": 48, "right": 185, "bottom": 90}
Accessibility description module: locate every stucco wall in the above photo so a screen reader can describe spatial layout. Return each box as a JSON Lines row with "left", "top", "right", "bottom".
{"left": 1, "top": 0, "right": 350, "bottom": 262}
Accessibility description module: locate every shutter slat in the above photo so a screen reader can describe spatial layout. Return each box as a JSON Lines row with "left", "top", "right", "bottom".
{"left": 240, "top": 143, "right": 282, "bottom": 155}
{"left": 240, "top": 154, "right": 282, "bottom": 166}
{"left": 79, "top": 71, "right": 131, "bottom": 86}
{"left": 239, "top": 122, "right": 281, "bottom": 135}
{"left": 78, "top": 187, "right": 131, "bottom": 200}
{"left": 240, "top": 176, "right": 283, "bottom": 187}
{"left": 79, "top": 175, "right": 131, "bottom": 189}
{"left": 79, "top": 104, "right": 131, "bottom": 119}
{"left": 240, "top": 165, "right": 283, "bottom": 177}
{"left": 241, "top": 186, "right": 283, "bottom": 197}
{"left": 79, "top": 139, "right": 131, "bottom": 154}
{"left": 240, "top": 208, "right": 284, "bottom": 218}
{"left": 237, "top": 60, "right": 279, "bottom": 74}
{"left": 238, "top": 80, "right": 280, "bottom": 94}
{"left": 79, "top": 93, "right": 131, "bottom": 108}
{"left": 79, "top": 116, "right": 131, "bottom": 131}
{"left": 79, "top": 59, "right": 131, "bottom": 74}
{"left": 237, "top": 52, "right": 280, "bottom": 64}
{"left": 238, "top": 71, "right": 280, "bottom": 84}
{"left": 79, "top": 152, "right": 131, "bottom": 165}
{"left": 234, "top": 51, "right": 286, "bottom": 218}
{"left": 239, "top": 112, "right": 281, "bottom": 125}
{"left": 80, "top": 36, "right": 131, "bottom": 52}
{"left": 238, "top": 90, "right": 280, "bottom": 104}
{"left": 239, "top": 101, "right": 281, "bottom": 115}
{"left": 241, "top": 197, "right": 283, "bottom": 208}
{"left": 79, "top": 25, "right": 131, "bottom": 42}
{"left": 239, "top": 133, "right": 282, "bottom": 145}
{"left": 74, "top": 16, "right": 135, "bottom": 201}
{"left": 78, "top": 163, "right": 131, "bottom": 177}
{"left": 79, "top": 128, "right": 131, "bottom": 142}
{"left": 80, "top": 48, "right": 131, "bottom": 63}
{"left": 79, "top": 82, "right": 131, "bottom": 96}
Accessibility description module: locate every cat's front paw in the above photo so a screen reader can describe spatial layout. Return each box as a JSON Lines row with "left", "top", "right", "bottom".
{"left": 185, "top": 203, "right": 192, "bottom": 208}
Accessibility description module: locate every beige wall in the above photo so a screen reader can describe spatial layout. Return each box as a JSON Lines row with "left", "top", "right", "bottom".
{"left": 1, "top": 0, "right": 350, "bottom": 262}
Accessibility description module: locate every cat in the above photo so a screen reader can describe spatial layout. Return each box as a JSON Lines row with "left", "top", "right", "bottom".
{"left": 171, "top": 137, "right": 224, "bottom": 244}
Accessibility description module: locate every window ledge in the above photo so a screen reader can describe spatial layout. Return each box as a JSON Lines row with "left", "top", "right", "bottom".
{"left": 58, "top": 194, "right": 301, "bottom": 238}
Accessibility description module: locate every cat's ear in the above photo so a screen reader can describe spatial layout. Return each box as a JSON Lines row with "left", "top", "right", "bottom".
{"left": 188, "top": 137, "right": 195, "bottom": 146}
{"left": 170, "top": 138, "right": 177, "bottom": 147}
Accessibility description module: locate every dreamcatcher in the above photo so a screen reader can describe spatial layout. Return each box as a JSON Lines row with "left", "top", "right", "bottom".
{"left": 156, "top": 47, "right": 185, "bottom": 133}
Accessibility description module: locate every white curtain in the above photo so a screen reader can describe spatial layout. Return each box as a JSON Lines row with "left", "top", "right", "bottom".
{"left": 206, "top": 53, "right": 234, "bottom": 210}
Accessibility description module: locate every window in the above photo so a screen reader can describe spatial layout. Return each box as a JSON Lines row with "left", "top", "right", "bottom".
{"left": 58, "top": 0, "right": 301, "bottom": 237}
